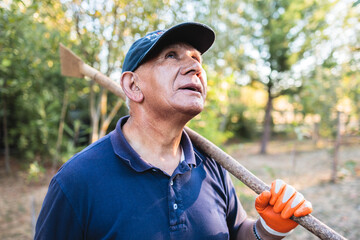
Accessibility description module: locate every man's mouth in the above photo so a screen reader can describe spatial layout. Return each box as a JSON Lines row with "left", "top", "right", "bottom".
{"left": 179, "top": 84, "right": 202, "bottom": 94}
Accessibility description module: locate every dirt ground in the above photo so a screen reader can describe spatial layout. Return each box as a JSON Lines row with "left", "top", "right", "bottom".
{"left": 0, "top": 139, "right": 359, "bottom": 239}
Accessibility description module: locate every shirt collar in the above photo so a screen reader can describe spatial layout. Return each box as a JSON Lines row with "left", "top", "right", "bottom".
{"left": 110, "top": 115, "right": 199, "bottom": 172}
{"left": 180, "top": 147, "right": 185, "bottom": 162}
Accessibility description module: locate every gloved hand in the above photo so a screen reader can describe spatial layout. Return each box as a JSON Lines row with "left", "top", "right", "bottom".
{"left": 255, "top": 179, "right": 313, "bottom": 236}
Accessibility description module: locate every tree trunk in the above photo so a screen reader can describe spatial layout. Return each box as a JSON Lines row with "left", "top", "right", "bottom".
{"left": 313, "top": 122, "right": 320, "bottom": 146}
{"left": 53, "top": 89, "right": 69, "bottom": 170}
{"left": 99, "top": 100, "right": 123, "bottom": 138}
{"left": 331, "top": 111, "right": 341, "bottom": 183}
{"left": 99, "top": 89, "right": 108, "bottom": 137}
{"left": 90, "top": 80, "right": 99, "bottom": 143}
{"left": 2, "top": 82, "right": 12, "bottom": 175}
{"left": 260, "top": 88, "right": 273, "bottom": 154}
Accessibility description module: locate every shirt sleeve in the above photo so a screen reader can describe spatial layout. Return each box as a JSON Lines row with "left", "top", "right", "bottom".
{"left": 223, "top": 171, "right": 286, "bottom": 240}
{"left": 221, "top": 169, "right": 252, "bottom": 239}
{"left": 35, "top": 178, "right": 83, "bottom": 240}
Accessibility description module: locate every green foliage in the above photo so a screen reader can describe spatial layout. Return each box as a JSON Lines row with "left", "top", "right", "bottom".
{"left": 0, "top": 0, "right": 75, "bottom": 162}
{"left": 189, "top": 111, "right": 233, "bottom": 146}
{"left": 289, "top": 0, "right": 360, "bottom": 138}
{"left": 27, "top": 161, "right": 45, "bottom": 183}
{"left": 263, "top": 165, "right": 276, "bottom": 179}
{"left": 225, "top": 104, "right": 259, "bottom": 141}
{"left": 0, "top": 0, "right": 359, "bottom": 171}
{"left": 344, "top": 160, "right": 357, "bottom": 176}
{"left": 188, "top": 69, "right": 236, "bottom": 145}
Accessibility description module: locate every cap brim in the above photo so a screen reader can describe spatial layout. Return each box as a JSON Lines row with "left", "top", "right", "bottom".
{"left": 143, "top": 22, "right": 215, "bottom": 63}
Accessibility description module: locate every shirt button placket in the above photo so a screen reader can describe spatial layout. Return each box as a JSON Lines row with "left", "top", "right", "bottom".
{"left": 168, "top": 178, "right": 178, "bottom": 228}
{"left": 170, "top": 180, "right": 177, "bottom": 210}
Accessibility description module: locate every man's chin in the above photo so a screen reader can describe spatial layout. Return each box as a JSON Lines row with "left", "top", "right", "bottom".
{"left": 177, "top": 105, "right": 203, "bottom": 118}
{"left": 169, "top": 98, "right": 205, "bottom": 119}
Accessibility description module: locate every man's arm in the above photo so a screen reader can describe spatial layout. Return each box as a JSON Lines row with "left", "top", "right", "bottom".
{"left": 35, "top": 178, "right": 83, "bottom": 240}
{"left": 236, "top": 219, "right": 285, "bottom": 240}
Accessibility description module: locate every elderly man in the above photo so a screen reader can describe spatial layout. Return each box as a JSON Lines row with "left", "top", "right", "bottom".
{"left": 35, "top": 22, "right": 312, "bottom": 240}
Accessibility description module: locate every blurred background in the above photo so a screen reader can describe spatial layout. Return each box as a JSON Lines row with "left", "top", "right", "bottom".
{"left": 0, "top": 0, "right": 359, "bottom": 239}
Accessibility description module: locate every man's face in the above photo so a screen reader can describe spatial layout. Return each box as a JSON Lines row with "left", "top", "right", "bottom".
{"left": 135, "top": 43, "right": 207, "bottom": 117}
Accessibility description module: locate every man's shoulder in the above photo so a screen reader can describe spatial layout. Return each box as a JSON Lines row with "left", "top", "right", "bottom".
{"left": 193, "top": 146, "right": 227, "bottom": 176}
{"left": 193, "top": 146, "right": 221, "bottom": 166}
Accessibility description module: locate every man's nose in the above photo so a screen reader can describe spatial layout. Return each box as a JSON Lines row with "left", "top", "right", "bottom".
{"left": 180, "top": 56, "right": 203, "bottom": 77}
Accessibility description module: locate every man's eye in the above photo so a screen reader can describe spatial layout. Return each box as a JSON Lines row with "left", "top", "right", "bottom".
{"left": 165, "top": 52, "right": 176, "bottom": 59}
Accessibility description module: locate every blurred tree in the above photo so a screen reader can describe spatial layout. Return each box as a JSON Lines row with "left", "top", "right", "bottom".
{"left": 0, "top": 0, "right": 75, "bottom": 169}
{"left": 342, "top": 2, "right": 360, "bottom": 132}
{"left": 293, "top": 0, "right": 360, "bottom": 137}
{"left": 226, "top": 0, "right": 336, "bottom": 154}
{"left": 62, "top": 0, "right": 173, "bottom": 143}
{"left": 1, "top": 0, "right": 359, "bottom": 172}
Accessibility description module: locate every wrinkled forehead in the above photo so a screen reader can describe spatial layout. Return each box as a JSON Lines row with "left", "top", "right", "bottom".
{"left": 143, "top": 42, "right": 202, "bottom": 63}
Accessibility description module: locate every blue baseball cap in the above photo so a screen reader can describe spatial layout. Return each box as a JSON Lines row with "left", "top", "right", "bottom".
{"left": 122, "top": 22, "right": 215, "bottom": 73}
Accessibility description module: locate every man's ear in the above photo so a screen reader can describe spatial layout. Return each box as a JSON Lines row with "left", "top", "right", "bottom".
{"left": 120, "top": 72, "right": 144, "bottom": 103}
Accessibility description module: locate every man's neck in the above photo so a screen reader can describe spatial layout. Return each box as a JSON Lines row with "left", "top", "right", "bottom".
{"left": 122, "top": 114, "right": 186, "bottom": 175}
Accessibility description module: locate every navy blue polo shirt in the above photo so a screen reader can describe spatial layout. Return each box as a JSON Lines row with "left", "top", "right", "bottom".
{"left": 35, "top": 116, "right": 248, "bottom": 240}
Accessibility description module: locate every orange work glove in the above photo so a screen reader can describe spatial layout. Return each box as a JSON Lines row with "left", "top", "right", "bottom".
{"left": 255, "top": 179, "right": 313, "bottom": 236}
